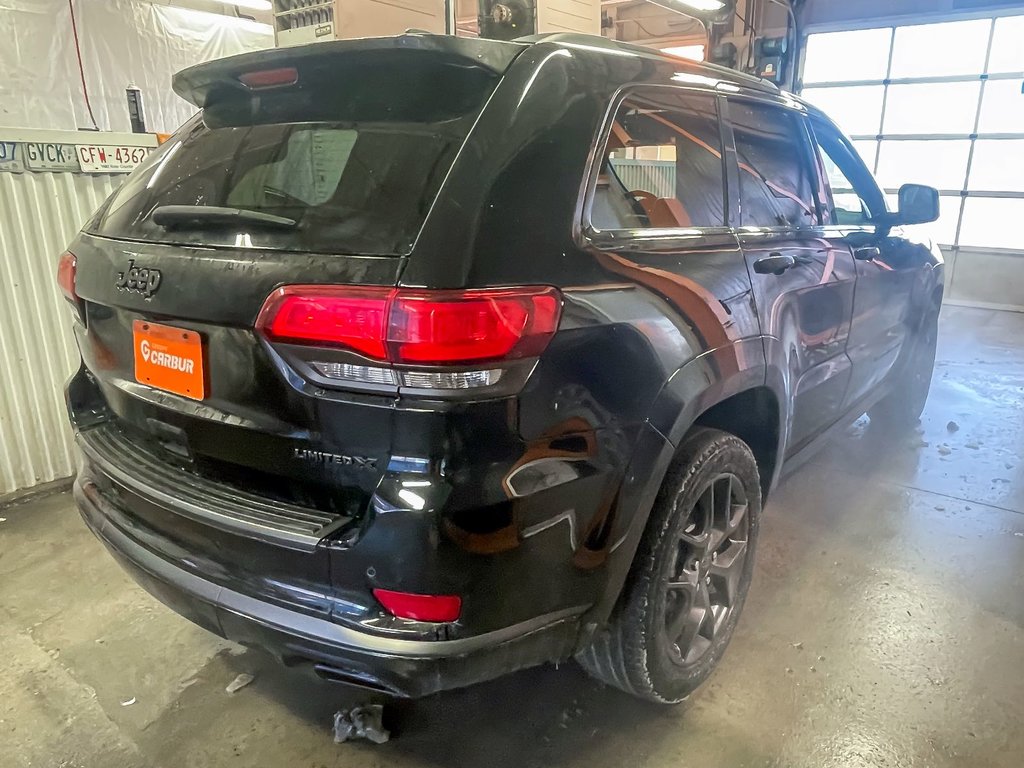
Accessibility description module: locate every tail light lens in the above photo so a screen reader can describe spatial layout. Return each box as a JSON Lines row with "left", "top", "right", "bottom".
{"left": 57, "top": 251, "right": 83, "bottom": 322}
{"left": 372, "top": 589, "right": 462, "bottom": 623}
{"left": 389, "top": 289, "right": 560, "bottom": 364}
{"left": 57, "top": 251, "right": 77, "bottom": 303}
{"left": 257, "top": 286, "right": 392, "bottom": 359}
{"left": 256, "top": 286, "right": 561, "bottom": 366}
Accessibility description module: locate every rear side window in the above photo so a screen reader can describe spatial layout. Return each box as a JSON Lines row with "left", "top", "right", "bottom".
{"left": 591, "top": 89, "right": 726, "bottom": 231}
{"left": 88, "top": 52, "right": 500, "bottom": 256}
{"left": 729, "top": 100, "right": 818, "bottom": 228}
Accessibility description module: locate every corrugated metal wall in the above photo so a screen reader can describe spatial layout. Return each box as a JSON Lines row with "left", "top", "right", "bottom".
{"left": 0, "top": 172, "right": 124, "bottom": 496}
{"left": 610, "top": 159, "right": 676, "bottom": 201}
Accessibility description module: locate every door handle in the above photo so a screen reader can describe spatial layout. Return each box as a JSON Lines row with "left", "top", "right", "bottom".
{"left": 854, "top": 246, "right": 881, "bottom": 261}
{"left": 753, "top": 253, "right": 797, "bottom": 275}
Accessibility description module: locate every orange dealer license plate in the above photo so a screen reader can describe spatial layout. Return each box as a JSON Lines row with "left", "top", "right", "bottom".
{"left": 133, "top": 320, "right": 206, "bottom": 400}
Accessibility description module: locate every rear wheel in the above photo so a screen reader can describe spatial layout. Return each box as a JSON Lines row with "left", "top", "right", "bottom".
{"left": 869, "top": 310, "right": 939, "bottom": 428}
{"left": 577, "top": 428, "right": 761, "bottom": 703}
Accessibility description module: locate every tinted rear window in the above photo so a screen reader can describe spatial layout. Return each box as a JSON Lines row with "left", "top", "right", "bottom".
{"left": 592, "top": 88, "right": 726, "bottom": 230}
{"left": 88, "top": 52, "right": 500, "bottom": 256}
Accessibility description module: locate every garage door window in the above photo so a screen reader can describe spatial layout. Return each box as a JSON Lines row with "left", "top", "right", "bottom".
{"left": 810, "top": 119, "right": 884, "bottom": 226}
{"left": 801, "top": 14, "right": 1024, "bottom": 253}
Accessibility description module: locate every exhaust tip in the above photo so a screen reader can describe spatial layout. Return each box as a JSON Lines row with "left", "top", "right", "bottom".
{"left": 312, "top": 663, "right": 405, "bottom": 698}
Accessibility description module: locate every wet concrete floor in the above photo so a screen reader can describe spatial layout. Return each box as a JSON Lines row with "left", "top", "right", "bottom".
{"left": 2, "top": 305, "right": 1022, "bottom": 767}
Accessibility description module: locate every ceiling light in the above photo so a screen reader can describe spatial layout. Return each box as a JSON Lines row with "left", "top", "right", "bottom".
{"left": 208, "top": 0, "right": 272, "bottom": 11}
{"left": 675, "top": 0, "right": 725, "bottom": 9}
{"left": 662, "top": 45, "right": 706, "bottom": 61}
{"left": 650, "top": 0, "right": 726, "bottom": 12}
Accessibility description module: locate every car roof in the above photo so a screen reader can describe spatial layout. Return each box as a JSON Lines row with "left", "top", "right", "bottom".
{"left": 519, "top": 32, "right": 780, "bottom": 95}
{"left": 175, "top": 31, "right": 781, "bottom": 110}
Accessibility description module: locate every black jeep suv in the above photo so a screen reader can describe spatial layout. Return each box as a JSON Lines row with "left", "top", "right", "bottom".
{"left": 61, "top": 33, "right": 942, "bottom": 703}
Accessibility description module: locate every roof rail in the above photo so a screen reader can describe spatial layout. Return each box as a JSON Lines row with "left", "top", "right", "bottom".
{"left": 515, "top": 32, "right": 778, "bottom": 94}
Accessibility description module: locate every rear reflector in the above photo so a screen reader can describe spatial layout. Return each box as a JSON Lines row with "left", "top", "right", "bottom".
{"left": 238, "top": 66, "right": 298, "bottom": 89}
{"left": 56, "top": 251, "right": 80, "bottom": 315}
{"left": 257, "top": 286, "right": 561, "bottom": 366}
{"left": 372, "top": 589, "right": 462, "bottom": 622}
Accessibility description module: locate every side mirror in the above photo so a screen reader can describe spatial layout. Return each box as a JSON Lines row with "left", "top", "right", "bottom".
{"left": 894, "top": 183, "right": 940, "bottom": 225}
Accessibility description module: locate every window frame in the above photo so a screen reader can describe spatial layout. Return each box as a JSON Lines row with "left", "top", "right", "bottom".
{"left": 720, "top": 94, "right": 827, "bottom": 232}
{"left": 806, "top": 115, "right": 887, "bottom": 229}
{"left": 579, "top": 83, "right": 733, "bottom": 246}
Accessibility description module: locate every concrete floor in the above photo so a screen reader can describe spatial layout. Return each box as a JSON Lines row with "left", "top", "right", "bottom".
{"left": 2, "top": 304, "right": 1023, "bottom": 768}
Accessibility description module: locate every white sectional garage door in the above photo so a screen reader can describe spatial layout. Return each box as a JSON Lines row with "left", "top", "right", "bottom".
{"left": 800, "top": 14, "right": 1024, "bottom": 310}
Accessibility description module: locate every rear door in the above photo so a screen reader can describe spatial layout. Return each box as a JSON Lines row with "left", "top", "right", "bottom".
{"left": 807, "top": 116, "right": 915, "bottom": 409}
{"left": 583, "top": 86, "right": 761, "bottom": 412}
{"left": 726, "top": 98, "right": 857, "bottom": 453}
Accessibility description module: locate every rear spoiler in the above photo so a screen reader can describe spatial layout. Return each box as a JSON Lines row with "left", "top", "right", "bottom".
{"left": 172, "top": 34, "right": 527, "bottom": 109}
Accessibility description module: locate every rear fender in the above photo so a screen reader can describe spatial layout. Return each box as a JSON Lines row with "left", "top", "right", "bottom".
{"left": 578, "top": 338, "right": 781, "bottom": 637}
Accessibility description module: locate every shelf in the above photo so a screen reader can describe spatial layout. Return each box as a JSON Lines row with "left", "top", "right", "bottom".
{"left": 274, "top": 3, "right": 333, "bottom": 18}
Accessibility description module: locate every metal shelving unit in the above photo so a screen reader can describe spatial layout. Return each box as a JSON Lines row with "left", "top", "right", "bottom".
{"left": 273, "top": 0, "right": 335, "bottom": 47}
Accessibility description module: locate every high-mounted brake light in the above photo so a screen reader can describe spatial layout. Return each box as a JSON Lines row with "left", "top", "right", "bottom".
{"left": 238, "top": 67, "right": 298, "bottom": 89}
{"left": 373, "top": 589, "right": 462, "bottom": 623}
{"left": 256, "top": 286, "right": 561, "bottom": 366}
{"left": 57, "top": 251, "right": 78, "bottom": 306}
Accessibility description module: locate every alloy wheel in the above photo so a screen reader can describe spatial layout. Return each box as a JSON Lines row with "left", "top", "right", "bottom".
{"left": 662, "top": 472, "right": 750, "bottom": 667}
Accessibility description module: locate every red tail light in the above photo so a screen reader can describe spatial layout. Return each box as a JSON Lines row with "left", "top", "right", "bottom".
{"left": 372, "top": 589, "right": 462, "bottom": 622}
{"left": 257, "top": 286, "right": 392, "bottom": 359}
{"left": 57, "top": 251, "right": 78, "bottom": 305}
{"left": 256, "top": 286, "right": 561, "bottom": 365}
{"left": 389, "top": 289, "right": 560, "bottom": 363}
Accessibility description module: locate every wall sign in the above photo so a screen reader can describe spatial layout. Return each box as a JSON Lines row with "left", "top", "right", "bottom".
{"left": 76, "top": 144, "right": 149, "bottom": 173}
{"left": 24, "top": 142, "right": 81, "bottom": 172}
{"left": 0, "top": 141, "right": 25, "bottom": 173}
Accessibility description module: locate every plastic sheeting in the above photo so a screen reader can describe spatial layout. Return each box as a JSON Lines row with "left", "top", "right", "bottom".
{"left": 0, "top": 0, "right": 80, "bottom": 130}
{"left": 0, "top": 0, "right": 272, "bottom": 134}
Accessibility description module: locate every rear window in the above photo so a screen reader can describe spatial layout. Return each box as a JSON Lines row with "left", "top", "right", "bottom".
{"left": 88, "top": 52, "right": 500, "bottom": 256}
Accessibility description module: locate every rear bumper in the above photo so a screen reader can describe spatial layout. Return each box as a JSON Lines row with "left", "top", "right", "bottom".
{"left": 75, "top": 476, "right": 582, "bottom": 697}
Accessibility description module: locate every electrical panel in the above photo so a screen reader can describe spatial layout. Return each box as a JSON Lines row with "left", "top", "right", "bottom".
{"left": 272, "top": 0, "right": 448, "bottom": 46}
{"left": 752, "top": 36, "right": 788, "bottom": 84}
{"left": 273, "top": 0, "right": 335, "bottom": 47}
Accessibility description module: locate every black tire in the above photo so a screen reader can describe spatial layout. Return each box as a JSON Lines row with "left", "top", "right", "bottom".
{"left": 577, "top": 427, "right": 761, "bottom": 703}
{"left": 869, "top": 309, "right": 939, "bottom": 428}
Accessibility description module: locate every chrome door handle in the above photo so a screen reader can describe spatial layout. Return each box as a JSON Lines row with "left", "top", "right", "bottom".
{"left": 753, "top": 253, "right": 797, "bottom": 275}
